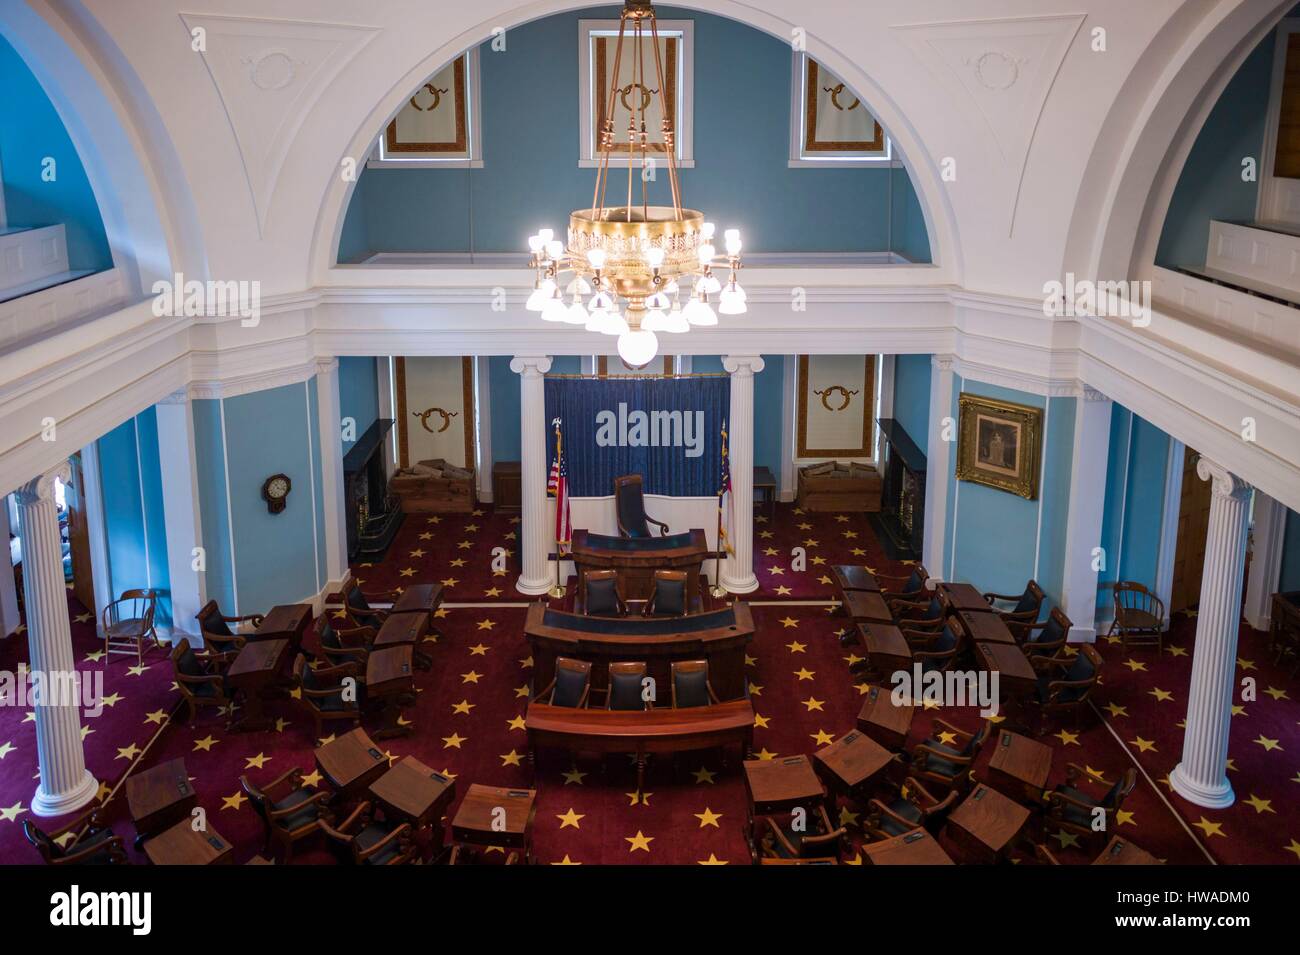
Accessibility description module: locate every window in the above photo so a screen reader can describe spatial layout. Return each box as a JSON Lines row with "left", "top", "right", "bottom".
{"left": 789, "top": 53, "right": 891, "bottom": 167}
{"left": 370, "top": 49, "right": 482, "bottom": 168}
{"left": 578, "top": 19, "right": 694, "bottom": 168}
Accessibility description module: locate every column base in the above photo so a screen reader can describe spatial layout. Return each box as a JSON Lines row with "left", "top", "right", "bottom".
{"left": 719, "top": 573, "right": 759, "bottom": 595}
{"left": 32, "top": 768, "right": 99, "bottom": 818}
{"left": 1066, "top": 625, "right": 1097, "bottom": 644}
{"left": 1169, "top": 763, "right": 1235, "bottom": 809}
{"left": 516, "top": 574, "right": 555, "bottom": 597}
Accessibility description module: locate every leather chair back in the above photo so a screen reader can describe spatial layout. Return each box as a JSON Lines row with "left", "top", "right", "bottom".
{"left": 614, "top": 475, "right": 650, "bottom": 538}
{"left": 672, "top": 660, "right": 711, "bottom": 708}
{"left": 608, "top": 662, "right": 648, "bottom": 710}
{"left": 195, "top": 600, "right": 233, "bottom": 637}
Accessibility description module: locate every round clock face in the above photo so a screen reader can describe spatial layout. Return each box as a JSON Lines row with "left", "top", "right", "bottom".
{"left": 267, "top": 477, "right": 289, "bottom": 499}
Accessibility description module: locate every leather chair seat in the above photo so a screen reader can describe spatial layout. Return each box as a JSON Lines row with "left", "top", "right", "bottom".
{"left": 355, "top": 824, "right": 402, "bottom": 865}
{"left": 272, "top": 789, "right": 321, "bottom": 831}
{"left": 1055, "top": 788, "right": 1097, "bottom": 827}
{"left": 315, "top": 691, "right": 349, "bottom": 712}
{"left": 878, "top": 799, "right": 923, "bottom": 836}
{"left": 70, "top": 827, "right": 120, "bottom": 864}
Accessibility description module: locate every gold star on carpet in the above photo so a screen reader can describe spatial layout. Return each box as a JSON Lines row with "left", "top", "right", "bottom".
{"left": 1230, "top": 705, "right": 1246, "bottom": 717}
{"left": 442, "top": 733, "right": 467, "bottom": 749}
{"left": 1166, "top": 645, "right": 1187, "bottom": 657}
{"left": 244, "top": 752, "right": 271, "bottom": 769}
{"left": 515, "top": 685, "right": 530, "bottom": 698}
{"left": 810, "top": 729, "right": 835, "bottom": 746}
{"left": 1236, "top": 657, "right": 1255, "bottom": 671}
{"left": 699, "top": 853, "right": 728, "bottom": 865}
{"left": 441, "top": 578, "right": 459, "bottom": 588}
{"left": 0, "top": 741, "right": 13, "bottom": 760}
{"left": 556, "top": 807, "right": 584, "bottom": 829}
{"left": 552, "top": 854, "right": 581, "bottom": 865}
{"left": 519, "top": 656, "right": 533, "bottom": 668}
{"left": 1050, "top": 830, "right": 1081, "bottom": 849}
{"left": 452, "top": 699, "right": 475, "bottom": 715}
{"left": 625, "top": 831, "right": 653, "bottom": 852}
{"left": 802, "top": 697, "right": 824, "bottom": 712}
{"left": 1148, "top": 687, "right": 1173, "bottom": 702}
{"left": 753, "top": 713, "right": 770, "bottom": 729}
{"left": 748, "top": 683, "right": 763, "bottom": 696}
{"left": 794, "top": 667, "right": 815, "bottom": 681}
{"left": 1130, "top": 737, "right": 1156, "bottom": 753}
{"left": 774, "top": 585, "right": 793, "bottom": 596}
{"left": 220, "top": 791, "right": 247, "bottom": 812}
{"left": 844, "top": 652, "right": 864, "bottom": 668}
{"left": 398, "top": 568, "right": 416, "bottom": 578}
{"left": 457, "top": 541, "right": 473, "bottom": 550}
{"left": 469, "top": 643, "right": 489, "bottom": 656}
{"left": 1115, "top": 809, "right": 1136, "bottom": 826}
{"left": 754, "top": 748, "right": 778, "bottom": 760}
{"left": 625, "top": 790, "right": 652, "bottom": 806}
{"left": 1192, "top": 817, "right": 1225, "bottom": 838}
{"left": 126, "top": 663, "right": 149, "bottom": 677}
{"left": 562, "top": 767, "right": 587, "bottom": 785}
{"left": 418, "top": 532, "right": 433, "bottom": 541}
{"left": 299, "top": 769, "right": 322, "bottom": 788}
{"left": 1285, "top": 840, "right": 1300, "bottom": 861}
{"left": 936, "top": 730, "right": 958, "bottom": 746}
{"left": 461, "top": 670, "right": 482, "bottom": 684}
{"left": 763, "top": 547, "right": 778, "bottom": 557}
{"left": 499, "top": 750, "right": 523, "bottom": 767}
{"left": 1264, "top": 686, "right": 1290, "bottom": 701}
{"left": 82, "top": 650, "right": 104, "bottom": 663}
{"left": 484, "top": 587, "right": 502, "bottom": 597}
{"left": 759, "top": 531, "right": 773, "bottom": 539}
{"left": 193, "top": 735, "right": 219, "bottom": 752}
{"left": 1122, "top": 659, "right": 1147, "bottom": 672}
{"left": 477, "top": 618, "right": 497, "bottom": 630}
{"left": 695, "top": 807, "right": 722, "bottom": 828}
{"left": 1242, "top": 793, "right": 1274, "bottom": 814}
{"left": 842, "top": 530, "right": 857, "bottom": 539}
{"left": 818, "top": 575, "right": 832, "bottom": 585}
{"left": 779, "top": 617, "right": 799, "bottom": 629}
{"left": 692, "top": 766, "right": 716, "bottom": 784}
{"left": 1253, "top": 735, "right": 1282, "bottom": 752}
{"left": 839, "top": 806, "right": 859, "bottom": 827}
{"left": 1103, "top": 702, "right": 1128, "bottom": 718}
{"left": 849, "top": 548, "right": 866, "bottom": 557}
{"left": 786, "top": 640, "right": 807, "bottom": 653}
{"left": 767, "top": 566, "right": 785, "bottom": 576}
{"left": 0, "top": 801, "right": 26, "bottom": 823}
{"left": 427, "top": 516, "right": 441, "bottom": 524}
{"left": 506, "top": 715, "right": 526, "bottom": 731}
{"left": 80, "top": 725, "right": 94, "bottom": 740}
{"left": 1054, "top": 729, "right": 1080, "bottom": 746}
{"left": 99, "top": 692, "right": 123, "bottom": 708}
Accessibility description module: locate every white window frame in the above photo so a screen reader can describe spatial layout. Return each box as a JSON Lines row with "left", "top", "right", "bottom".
{"left": 578, "top": 18, "right": 695, "bottom": 169}
{"left": 788, "top": 52, "right": 895, "bottom": 168}
{"left": 368, "top": 47, "right": 484, "bottom": 169}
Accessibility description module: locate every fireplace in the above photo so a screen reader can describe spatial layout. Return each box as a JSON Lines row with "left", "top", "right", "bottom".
{"left": 343, "top": 418, "right": 404, "bottom": 562}
{"left": 871, "top": 418, "right": 927, "bottom": 560}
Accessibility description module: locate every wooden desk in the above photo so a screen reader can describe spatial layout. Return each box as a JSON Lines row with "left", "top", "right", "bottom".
{"left": 743, "top": 754, "right": 825, "bottom": 816}
{"left": 832, "top": 565, "right": 880, "bottom": 593}
{"left": 374, "top": 611, "right": 431, "bottom": 670}
{"left": 987, "top": 729, "right": 1053, "bottom": 802}
{"left": 226, "top": 638, "right": 289, "bottom": 732}
{"left": 753, "top": 466, "right": 777, "bottom": 520}
{"left": 858, "top": 622, "right": 912, "bottom": 678}
{"left": 125, "top": 757, "right": 196, "bottom": 846}
{"left": 256, "top": 604, "right": 312, "bottom": 649}
{"left": 946, "top": 783, "right": 1031, "bottom": 864}
{"left": 843, "top": 590, "right": 894, "bottom": 624}
{"left": 525, "top": 601, "right": 754, "bottom": 702}
{"left": 856, "top": 684, "right": 914, "bottom": 750}
{"left": 314, "top": 727, "right": 389, "bottom": 801}
{"left": 938, "top": 582, "right": 993, "bottom": 613}
{"left": 369, "top": 756, "right": 456, "bottom": 840}
{"left": 571, "top": 528, "right": 709, "bottom": 605}
{"left": 391, "top": 583, "right": 444, "bottom": 624}
{"left": 974, "top": 641, "right": 1038, "bottom": 698}
{"left": 861, "top": 828, "right": 954, "bottom": 865}
{"left": 143, "top": 818, "right": 234, "bottom": 865}
{"left": 451, "top": 784, "right": 537, "bottom": 862}
{"left": 812, "top": 729, "right": 894, "bottom": 799}
{"left": 366, "top": 646, "right": 415, "bottom": 739}
{"left": 527, "top": 699, "right": 754, "bottom": 793}
{"left": 1093, "top": 835, "right": 1163, "bottom": 865}
{"left": 960, "top": 609, "right": 1015, "bottom": 645}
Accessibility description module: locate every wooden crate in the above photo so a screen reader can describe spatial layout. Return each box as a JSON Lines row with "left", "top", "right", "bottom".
{"left": 796, "top": 463, "right": 882, "bottom": 512}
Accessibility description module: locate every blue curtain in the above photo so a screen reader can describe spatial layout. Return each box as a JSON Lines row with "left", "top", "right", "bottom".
{"left": 544, "top": 377, "right": 730, "bottom": 496}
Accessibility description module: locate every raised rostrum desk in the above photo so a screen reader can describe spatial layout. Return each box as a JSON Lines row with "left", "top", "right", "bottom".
{"left": 525, "top": 601, "right": 754, "bottom": 702}
{"left": 570, "top": 528, "right": 709, "bottom": 605}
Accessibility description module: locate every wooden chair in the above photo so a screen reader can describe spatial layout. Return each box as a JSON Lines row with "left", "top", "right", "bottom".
{"left": 910, "top": 719, "right": 991, "bottom": 792}
{"left": 24, "top": 809, "right": 127, "bottom": 865}
{"left": 643, "top": 570, "right": 689, "bottom": 616}
{"left": 894, "top": 594, "right": 946, "bottom": 633}
{"left": 1034, "top": 843, "right": 1062, "bottom": 865}
{"left": 910, "top": 617, "right": 966, "bottom": 674}
{"left": 318, "top": 616, "right": 376, "bottom": 668}
{"left": 983, "top": 579, "right": 1046, "bottom": 627}
{"left": 292, "top": 653, "right": 361, "bottom": 739}
{"left": 876, "top": 564, "right": 930, "bottom": 603}
{"left": 195, "top": 600, "right": 263, "bottom": 667}
{"left": 1011, "top": 606, "right": 1071, "bottom": 660}
{"left": 863, "top": 775, "right": 958, "bottom": 841}
{"left": 582, "top": 569, "right": 627, "bottom": 617}
{"left": 1045, "top": 764, "right": 1137, "bottom": 849}
{"left": 751, "top": 801, "right": 846, "bottom": 864}
{"left": 102, "top": 588, "right": 159, "bottom": 665}
{"left": 241, "top": 767, "right": 334, "bottom": 862}
{"left": 613, "top": 474, "right": 669, "bottom": 538}
{"left": 605, "top": 661, "right": 650, "bottom": 710}
{"left": 1107, "top": 581, "right": 1165, "bottom": 653}
{"left": 1270, "top": 592, "right": 1300, "bottom": 676}
{"left": 343, "top": 580, "right": 400, "bottom": 630}
{"left": 171, "top": 638, "right": 233, "bottom": 724}
{"left": 319, "top": 800, "right": 417, "bottom": 865}
{"left": 532, "top": 656, "right": 592, "bottom": 708}
{"left": 1029, "top": 645, "right": 1103, "bottom": 729}
{"left": 671, "top": 659, "right": 718, "bottom": 708}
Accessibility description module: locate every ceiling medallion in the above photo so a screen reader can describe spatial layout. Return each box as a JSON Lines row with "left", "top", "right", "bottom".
{"left": 525, "top": 0, "right": 746, "bottom": 367}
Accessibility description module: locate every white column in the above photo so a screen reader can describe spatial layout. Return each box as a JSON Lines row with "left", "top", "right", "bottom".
{"left": 315, "top": 359, "right": 349, "bottom": 593}
{"left": 156, "top": 391, "right": 204, "bottom": 639}
{"left": 1059, "top": 387, "right": 1112, "bottom": 642}
{"left": 474, "top": 356, "right": 494, "bottom": 503}
{"left": 922, "top": 355, "right": 956, "bottom": 578}
{"left": 721, "top": 355, "right": 764, "bottom": 594}
{"left": 1243, "top": 491, "right": 1286, "bottom": 631}
{"left": 376, "top": 357, "right": 398, "bottom": 480}
{"left": 875, "top": 354, "right": 896, "bottom": 465}
{"left": 1170, "top": 457, "right": 1251, "bottom": 809}
{"left": 0, "top": 499, "right": 19, "bottom": 638}
{"left": 779, "top": 355, "right": 796, "bottom": 501}
{"left": 1153, "top": 438, "right": 1185, "bottom": 630}
{"left": 16, "top": 464, "right": 98, "bottom": 817}
{"left": 511, "top": 355, "right": 553, "bottom": 595}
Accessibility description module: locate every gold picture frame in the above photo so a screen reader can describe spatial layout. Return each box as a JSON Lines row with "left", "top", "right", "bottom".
{"left": 385, "top": 56, "right": 468, "bottom": 155}
{"left": 804, "top": 59, "right": 884, "bottom": 153}
{"left": 594, "top": 34, "right": 678, "bottom": 155}
{"left": 955, "top": 393, "right": 1043, "bottom": 499}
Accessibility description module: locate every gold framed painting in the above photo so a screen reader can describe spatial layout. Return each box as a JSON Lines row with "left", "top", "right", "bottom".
{"left": 385, "top": 55, "right": 468, "bottom": 156}
{"left": 955, "top": 394, "right": 1043, "bottom": 499}
{"left": 594, "top": 33, "right": 678, "bottom": 155}
{"left": 804, "top": 59, "right": 884, "bottom": 154}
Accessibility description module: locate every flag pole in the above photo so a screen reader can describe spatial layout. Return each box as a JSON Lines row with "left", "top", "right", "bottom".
{"left": 550, "top": 542, "right": 565, "bottom": 599}
{"left": 711, "top": 505, "right": 727, "bottom": 600}
{"left": 549, "top": 416, "right": 566, "bottom": 599}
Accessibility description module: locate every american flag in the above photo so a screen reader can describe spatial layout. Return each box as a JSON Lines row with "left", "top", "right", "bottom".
{"left": 548, "top": 417, "right": 572, "bottom": 553}
{"left": 717, "top": 419, "right": 734, "bottom": 556}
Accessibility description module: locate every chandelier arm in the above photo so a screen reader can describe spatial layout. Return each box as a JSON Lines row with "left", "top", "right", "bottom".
{"left": 594, "top": 13, "right": 631, "bottom": 219}
{"left": 647, "top": 11, "right": 682, "bottom": 220}
{"left": 638, "top": 17, "right": 649, "bottom": 221}
{"left": 624, "top": 15, "right": 640, "bottom": 222}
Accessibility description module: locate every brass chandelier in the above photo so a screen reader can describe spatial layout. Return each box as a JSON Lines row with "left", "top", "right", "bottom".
{"left": 525, "top": 0, "right": 746, "bottom": 367}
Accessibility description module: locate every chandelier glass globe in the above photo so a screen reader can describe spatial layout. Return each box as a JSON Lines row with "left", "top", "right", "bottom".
{"left": 617, "top": 329, "right": 659, "bottom": 367}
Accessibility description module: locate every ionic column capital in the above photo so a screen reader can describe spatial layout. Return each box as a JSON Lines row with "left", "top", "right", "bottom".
{"left": 722, "top": 355, "right": 764, "bottom": 377}
{"left": 315, "top": 357, "right": 340, "bottom": 377}
{"left": 15, "top": 463, "right": 71, "bottom": 506}
{"left": 1196, "top": 456, "right": 1251, "bottom": 502}
{"left": 931, "top": 354, "right": 955, "bottom": 372}
{"left": 510, "top": 355, "right": 553, "bottom": 377}
{"left": 1080, "top": 385, "right": 1111, "bottom": 403}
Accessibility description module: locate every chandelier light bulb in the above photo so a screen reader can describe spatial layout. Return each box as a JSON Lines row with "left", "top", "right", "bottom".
{"left": 617, "top": 329, "right": 660, "bottom": 366}
{"left": 646, "top": 247, "right": 665, "bottom": 270}
{"left": 725, "top": 229, "right": 742, "bottom": 256}
{"left": 698, "top": 244, "right": 716, "bottom": 266}
{"left": 587, "top": 248, "right": 607, "bottom": 270}
{"left": 527, "top": 234, "right": 544, "bottom": 254}
{"left": 545, "top": 240, "right": 565, "bottom": 261}
{"left": 537, "top": 228, "right": 554, "bottom": 244}
{"left": 700, "top": 222, "right": 716, "bottom": 241}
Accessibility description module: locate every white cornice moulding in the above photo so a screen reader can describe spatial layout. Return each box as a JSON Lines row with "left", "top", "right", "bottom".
{"left": 188, "top": 358, "right": 321, "bottom": 400}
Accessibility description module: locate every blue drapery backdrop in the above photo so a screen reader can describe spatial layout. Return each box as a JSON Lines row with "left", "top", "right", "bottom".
{"left": 544, "top": 376, "right": 730, "bottom": 497}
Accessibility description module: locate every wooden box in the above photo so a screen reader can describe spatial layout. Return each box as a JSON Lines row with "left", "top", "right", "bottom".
{"left": 796, "top": 462, "right": 882, "bottom": 512}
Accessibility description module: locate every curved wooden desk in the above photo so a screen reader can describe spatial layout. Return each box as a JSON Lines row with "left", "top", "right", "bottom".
{"left": 525, "top": 601, "right": 754, "bottom": 701}
{"left": 571, "top": 528, "right": 710, "bottom": 605}
{"left": 525, "top": 698, "right": 755, "bottom": 791}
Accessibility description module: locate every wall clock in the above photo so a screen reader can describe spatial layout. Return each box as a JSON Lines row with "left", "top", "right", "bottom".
{"left": 261, "top": 473, "right": 292, "bottom": 514}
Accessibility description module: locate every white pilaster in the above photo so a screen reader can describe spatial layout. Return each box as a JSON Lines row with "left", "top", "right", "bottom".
{"left": 314, "top": 359, "right": 349, "bottom": 592}
{"left": 779, "top": 355, "right": 796, "bottom": 501}
{"left": 0, "top": 499, "right": 19, "bottom": 638}
{"left": 922, "top": 355, "right": 956, "bottom": 578}
{"left": 376, "top": 357, "right": 397, "bottom": 479}
{"left": 721, "top": 355, "right": 765, "bottom": 594}
{"left": 1060, "top": 387, "right": 1112, "bottom": 642}
{"left": 1170, "top": 457, "right": 1251, "bottom": 809}
{"left": 16, "top": 464, "right": 98, "bottom": 817}
{"left": 1243, "top": 491, "right": 1286, "bottom": 631}
{"left": 876, "top": 354, "right": 896, "bottom": 465}
{"left": 1153, "top": 438, "right": 1185, "bottom": 631}
{"left": 475, "top": 356, "right": 494, "bottom": 503}
{"left": 511, "top": 355, "right": 553, "bottom": 595}
{"left": 155, "top": 391, "right": 204, "bottom": 639}
{"left": 76, "top": 441, "right": 113, "bottom": 630}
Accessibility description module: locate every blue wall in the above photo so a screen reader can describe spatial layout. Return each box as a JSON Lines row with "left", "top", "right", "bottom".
{"left": 1097, "top": 405, "right": 1172, "bottom": 610}
{"left": 96, "top": 408, "right": 171, "bottom": 628}
{"left": 1156, "top": 31, "right": 1275, "bottom": 269}
{"left": 892, "top": 354, "right": 931, "bottom": 448}
{"left": 339, "top": 357, "right": 380, "bottom": 454}
{"left": 753, "top": 355, "right": 784, "bottom": 477}
{"left": 338, "top": 7, "right": 930, "bottom": 261}
{"left": 0, "top": 34, "right": 112, "bottom": 272}
{"left": 1281, "top": 507, "right": 1300, "bottom": 592}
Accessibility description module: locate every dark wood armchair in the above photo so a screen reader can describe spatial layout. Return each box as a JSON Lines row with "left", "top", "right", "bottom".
{"left": 613, "top": 474, "right": 669, "bottom": 538}
{"left": 195, "top": 599, "right": 263, "bottom": 644}
{"left": 171, "top": 638, "right": 233, "bottom": 724}
{"left": 910, "top": 617, "right": 967, "bottom": 673}
{"left": 1034, "top": 843, "right": 1062, "bottom": 865}
{"left": 319, "top": 800, "right": 417, "bottom": 865}
{"left": 1107, "top": 581, "right": 1165, "bottom": 652}
{"left": 318, "top": 616, "right": 377, "bottom": 668}
{"left": 581, "top": 569, "right": 627, "bottom": 617}
{"left": 1011, "top": 606, "right": 1071, "bottom": 659}
{"left": 910, "top": 718, "right": 991, "bottom": 792}
{"left": 605, "top": 661, "right": 650, "bottom": 710}
{"left": 293, "top": 653, "right": 362, "bottom": 739}
{"left": 751, "top": 802, "right": 846, "bottom": 864}
{"left": 877, "top": 564, "right": 930, "bottom": 602}
{"left": 24, "top": 808, "right": 127, "bottom": 865}
{"left": 671, "top": 659, "right": 718, "bottom": 708}
{"left": 894, "top": 594, "right": 946, "bottom": 633}
{"left": 532, "top": 656, "right": 592, "bottom": 708}
{"left": 1029, "top": 645, "right": 1102, "bottom": 728}
{"left": 102, "top": 588, "right": 159, "bottom": 665}
{"left": 863, "top": 775, "right": 958, "bottom": 841}
{"left": 1045, "top": 764, "right": 1137, "bottom": 848}
{"left": 643, "top": 570, "right": 688, "bottom": 616}
{"left": 984, "top": 579, "right": 1046, "bottom": 627}
{"left": 343, "top": 580, "right": 400, "bottom": 630}
{"left": 241, "top": 767, "right": 334, "bottom": 862}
